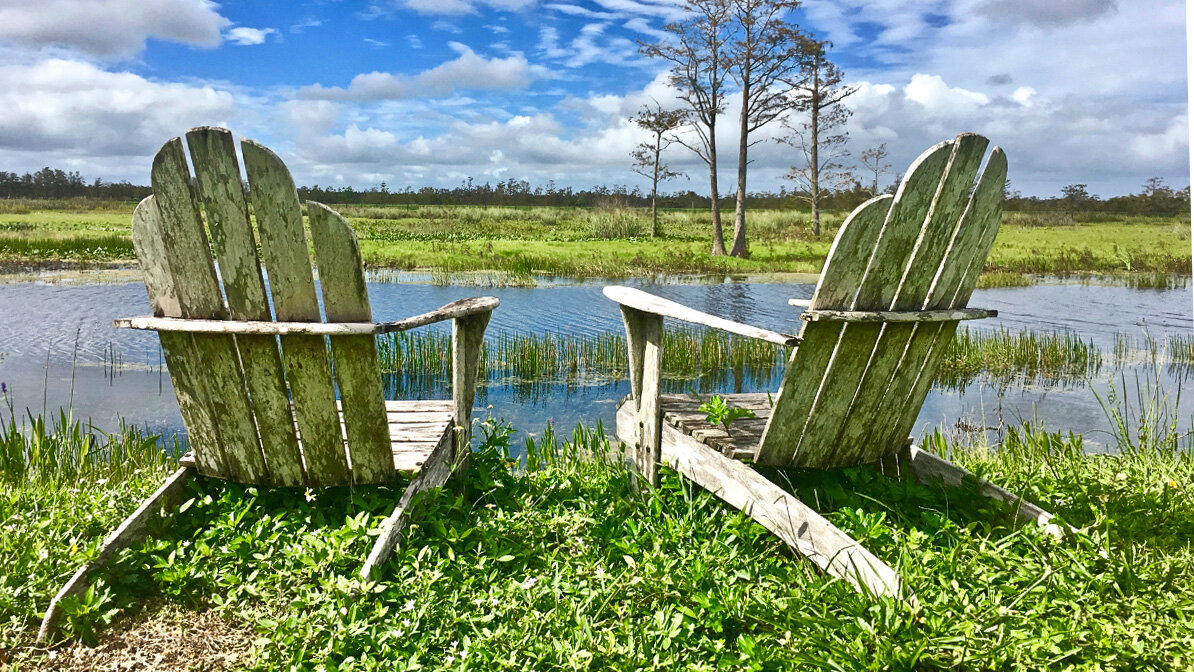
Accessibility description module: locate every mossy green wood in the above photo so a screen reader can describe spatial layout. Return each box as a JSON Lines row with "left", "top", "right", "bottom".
{"left": 753, "top": 194, "right": 892, "bottom": 465}
{"left": 150, "top": 139, "right": 268, "bottom": 483}
{"left": 828, "top": 135, "right": 991, "bottom": 466}
{"left": 873, "top": 150, "right": 1007, "bottom": 454}
{"left": 185, "top": 127, "right": 305, "bottom": 488}
{"left": 131, "top": 196, "right": 228, "bottom": 478}
{"left": 241, "top": 140, "right": 349, "bottom": 487}
{"left": 309, "top": 203, "right": 394, "bottom": 484}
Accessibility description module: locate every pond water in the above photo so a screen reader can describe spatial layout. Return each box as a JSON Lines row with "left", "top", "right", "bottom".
{"left": 0, "top": 271, "right": 1190, "bottom": 454}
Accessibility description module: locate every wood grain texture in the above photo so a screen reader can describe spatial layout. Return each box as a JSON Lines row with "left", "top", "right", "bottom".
{"left": 186, "top": 127, "right": 304, "bottom": 487}
{"left": 616, "top": 402, "right": 906, "bottom": 599}
{"left": 754, "top": 195, "right": 893, "bottom": 465}
{"left": 309, "top": 202, "right": 393, "bottom": 484}
{"left": 603, "top": 286, "right": 798, "bottom": 346}
{"left": 452, "top": 309, "right": 492, "bottom": 471}
{"left": 114, "top": 297, "right": 501, "bottom": 336}
{"left": 131, "top": 196, "right": 227, "bottom": 478}
{"left": 242, "top": 139, "right": 348, "bottom": 487}
{"left": 37, "top": 467, "right": 194, "bottom": 643}
{"left": 359, "top": 426, "right": 456, "bottom": 583}
{"left": 830, "top": 135, "right": 990, "bottom": 466}
{"left": 800, "top": 307, "right": 995, "bottom": 323}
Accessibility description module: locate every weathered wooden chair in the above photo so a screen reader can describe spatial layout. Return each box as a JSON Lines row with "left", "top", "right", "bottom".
{"left": 606, "top": 134, "right": 1061, "bottom": 599}
{"left": 38, "top": 127, "right": 497, "bottom": 641}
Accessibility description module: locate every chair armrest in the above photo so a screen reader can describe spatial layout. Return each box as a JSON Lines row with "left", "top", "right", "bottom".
{"left": 603, "top": 286, "right": 798, "bottom": 347}
{"left": 114, "top": 297, "right": 499, "bottom": 335}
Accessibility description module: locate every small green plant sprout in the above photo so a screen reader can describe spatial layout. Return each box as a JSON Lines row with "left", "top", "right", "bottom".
{"left": 699, "top": 395, "right": 757, "bottom": 436}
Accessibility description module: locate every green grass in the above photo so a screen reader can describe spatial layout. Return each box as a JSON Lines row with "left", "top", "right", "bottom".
{"left": 938, "top": 327, "right": 1101, "bottom": 388}
{"left": 3, "top": 399, "right": 1192, "bottom": 669}
{"left": 1, "top": 201, "right": 1188, "bottom": 281}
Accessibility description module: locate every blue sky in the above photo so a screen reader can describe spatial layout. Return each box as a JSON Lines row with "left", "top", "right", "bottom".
{"left": 0, "top": 0, "right": 1186, "bottom": 197}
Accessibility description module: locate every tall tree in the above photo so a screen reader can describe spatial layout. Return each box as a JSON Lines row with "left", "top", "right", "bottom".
{"left": 630, "top": 102, "right": 687, "bottom": 237}
{"left": 725, "top": 0, "right": 808, "bottom": 258}
{"left": 779, "top": 40, "right": 856, "bottom": 236}
{"left": 1060, "top": 183, "right": 1092, "bottom": 217}
{"left": 642, "top": 0, "right": 732, "bottom": 255}
{"left": 859, "top": 143, "right": 891, "bottom": 195}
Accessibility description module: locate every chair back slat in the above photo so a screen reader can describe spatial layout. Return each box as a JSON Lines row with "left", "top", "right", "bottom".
{"left": 149, "top": 139, "right": 268, "bottom": 483}
{"left": 309, "top": 203, "right": 394, "bottom": 484}
{"left": 757, "top": 135, "right": 1004, "bottom": 468}
{"left": 241, "top": 139, "right": 349, "bottom": 487}
{"left": 132, "top": 197, "right": 228, "bottom": 478}
{"left": 870, "top": 149, "right": 1007, "bottom": 455}
{"left": 825, "top": 136, "right": 991, "bottom": 466}
{"left": 186, "top": 128, "right": 305, "bottom": 487}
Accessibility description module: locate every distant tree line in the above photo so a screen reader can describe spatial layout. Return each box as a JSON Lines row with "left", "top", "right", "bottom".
{"left": 0, "top": 165, "right": 1187, "bottom": 218}
{"left": 0, "top": 167, "right": 151, "bottom": 201}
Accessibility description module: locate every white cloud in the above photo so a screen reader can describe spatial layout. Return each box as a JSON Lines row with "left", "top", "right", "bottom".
{"left": 406, "top": 34, "right": 424, "bottom": 49}
{"left": 0, "top": 58, "right": 236, "bottom": 165}
{"left": 370, "top": 0, "right": 537, "bottom": 16}
{"left": 226, "top": 27, "right": 276, "bottom": 46}
{"left": 0, "top": 0, "right": 228, "bottom": 59}
{"left": 979, "top": 0, "right": 1117, "bottom": 27}
{"left": 300, "top": 46, "right": 536, "bottom": 100}
{"left": 904, "top": 74, "right": 989, "bottom": 114}
{"left": 1011, "top": 86, "right": 1036, "bottom": 106}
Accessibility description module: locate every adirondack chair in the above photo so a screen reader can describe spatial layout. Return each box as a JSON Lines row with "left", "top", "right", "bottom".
{"left": 38, "top": 127, "right": 497, "bottom": 642}
{"left": 605, "top": 134, "right": 1062, "bottom": 599}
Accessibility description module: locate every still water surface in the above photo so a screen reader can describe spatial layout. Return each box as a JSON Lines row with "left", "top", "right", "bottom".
{"left": 0, "top": 272, "right": 1189, "bottom": 453}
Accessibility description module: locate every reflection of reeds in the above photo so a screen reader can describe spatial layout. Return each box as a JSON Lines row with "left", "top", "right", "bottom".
{"left": 937, "top": 328, "right": 1101, "bottom": 389}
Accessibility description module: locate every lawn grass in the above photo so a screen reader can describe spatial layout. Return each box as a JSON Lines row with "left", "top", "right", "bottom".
{"left": 1, "top": 201, "right": 1188, "bottom": 281}
{"left": 3, "top": 390, "right": 1192, "bottom": 669}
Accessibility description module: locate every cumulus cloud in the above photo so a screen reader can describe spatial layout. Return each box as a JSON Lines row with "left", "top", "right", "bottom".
{"left": 0, "top": 59, "right": 236, "bottom": 158}
{"left": 300, "top": 45, "right": 536, "bottom": 100}
{"left": 226, "top": 27, "right": 276, "bottom": 46}
{"left": 0, "top": 0, "right": 228, "bottom": 59}
{"left": 904, "top": 74, "right": 990, "bottom": 114}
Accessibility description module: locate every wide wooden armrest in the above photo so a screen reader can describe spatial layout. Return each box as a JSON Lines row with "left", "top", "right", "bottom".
{"left": 603, "top": 286, "right": 798, "bottom": 347}
{"left": 114, "top": 296, "right": 499, "bottom": 335}
{"left": 793, "top": 302, "right": 996, "bottom": 323}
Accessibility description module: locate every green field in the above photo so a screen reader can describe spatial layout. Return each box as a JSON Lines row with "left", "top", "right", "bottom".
{"left": 0, "top": 200, "right": 1188, "bottom": 281}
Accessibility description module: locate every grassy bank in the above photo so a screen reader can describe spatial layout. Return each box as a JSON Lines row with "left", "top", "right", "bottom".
{"left": 3, "top": 387, "right": 1193, "bottom": 669}
{"left": 0, "top": 201, "right": 1188, "bottom": 281}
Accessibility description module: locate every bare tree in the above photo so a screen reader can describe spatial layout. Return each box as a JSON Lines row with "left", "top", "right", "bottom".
{"left": 779, "top": 40, "right": 856, "bottom": 236}
{"left": 641, "top": 0, "right": 732, "bottom": 255}
{"left": 859, "top": 143, "right": 891, "bottom": 195}
{"left": 631, "top": 102, "right": 687, "bottom": 238}
{"left": 725, "top": 0, "right": 808, "bottom": 258}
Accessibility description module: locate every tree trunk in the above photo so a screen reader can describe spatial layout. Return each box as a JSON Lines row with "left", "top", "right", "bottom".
{"left": 709, "top": 122, "right": 726, "bottom": 256}
{"left": 651, "top": 135, "right": 661, "bottom": 238}
{"left": 729, "top": 82, "right": 750, "bottom": 258}
{"left": 809, "top": 65, "right": 822, "bottom": 237}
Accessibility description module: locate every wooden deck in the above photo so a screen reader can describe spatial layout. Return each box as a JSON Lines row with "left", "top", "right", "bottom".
{"left": 179, "top": 399, "right": 453, "bottom": 478}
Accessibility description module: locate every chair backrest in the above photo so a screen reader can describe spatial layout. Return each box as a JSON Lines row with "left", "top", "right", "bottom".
{"left": 756, "top": 133, "right": 1007, "bottom": 468}
{"left": 132, "top": 126, "right": 393, "bottom": 488}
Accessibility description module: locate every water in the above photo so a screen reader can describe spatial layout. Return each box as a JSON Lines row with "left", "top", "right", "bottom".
{"left": 0, "top": 272, "right": 1190, "bottom": 453}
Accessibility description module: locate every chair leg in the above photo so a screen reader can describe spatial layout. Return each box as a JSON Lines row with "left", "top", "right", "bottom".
{"left": 894, "top": 443, "right": 1067, "bottom": 538}
{"left": 359, "top": 428, "right": 457, "bottom": 583}
{"left": 38, "top": 467, "right": 194, "bottom": 643}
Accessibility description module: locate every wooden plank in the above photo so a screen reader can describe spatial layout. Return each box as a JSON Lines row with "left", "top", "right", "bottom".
{"left": 360, "top": 426, "right": 456, "bottom": 583}
{"left": 113, "top": 297, "right": 500, "bottom": 336}
{"left": 131, "top": 197, "right": 227, "bottom": 478}
{"left": 186, "top": 127, "right": 303, "bottom": 488}
{"left": 621, "top": 308, "right": 663, "bottom": 488}
{"left": 800, "top": 307, "right": 995, "bottom": 323}
{"left": 787, "top": 139, "right": 957, "bottom": 468}
{"left": 830, "top": 135, "right": 990, "bottom": 466}
{"left": 385, "top": 400, "right": 454, "bottom": 412}
{"left": 452, "top": 309, "right": 492, "bottom": 471}
{"left": 604, "top": 286, "right": 798, "bottom": 346}
{"left": 37, "top": 468, "right": 194, "bottom": 643}
{"left": 754, "top": 195, "right": 893, "bottom": 465}
{"left": 873, "top": 149, "right": 1009, "bottom": 454}
{"left": 242, "top": 139, "right": 348, "bottom": 487}
{"left": 616, "top": 402, "right": 906, "bottom": 599}
{"left": 901, "top": 444, "right": 1064, "bottom": 538}
{"left": 150, "top": 140, "right": 268, "bottom": 483}
{"left": 310, "top": 202, "right": 393, "bottom": 484}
